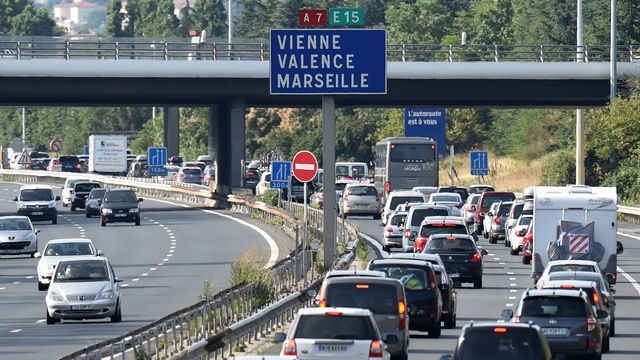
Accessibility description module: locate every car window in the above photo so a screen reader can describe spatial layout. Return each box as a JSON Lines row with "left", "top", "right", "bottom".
{"left": 0, "top": 218, "right": 32, "bottom": 231}
{"left": 75, "top": 183, "right": 100, "bottom": 192}
{"left": 104, "top": 191, "right": 137, "bottom": 202}
{"left": 336, "top": 165, "right": 350, "bottom": 177}
{"left": 498, "top": 203, "right": 512, "bottom": 216}
{"left": 469, "top": 195, "right": 480, "bottom": 205}
{"left": 513, "top": 204, "right": 524, "bottom": 218}
{"left": 265, "top": 174, "right": 272, "bottom": 182}
{"left": 521, "top": 296, "right": 587, "bottom": 317}
{"left": 352, "top": 166, "right": 366, "bottom": 177}
{"left": 89, "top": 189, "right": 107, "bottom": 199}
{"left": 390, "top": 215, "right": 406, "bottom": 226}
{"left": 44, "top": 242, "right": 94, "bottom": 256}
{"left": 426, "top": 238, "right": 476, "bottom": 251}
{"left": 325, "top": 283, "right": 398, "bottom": 314}
{"left": 390, "top": 144, "right": 435, "bottom": 163}
{"left": 294, "top": 315, "right": 376, "bottom": 340}
{"left": 390, "top": 196, "right": 424, "bottom": 210}
{"left": 481, "top": 194, "right": 515, "bottom": 208}
{"left": 459, "top": 328, "right": 543, "bottom": 360}
{"left": 182, "top": 168, "right": 202, "bottom": 175}
{"left": 369, "top": 265, "right": 430, "bottom": 291}
{"left": 421, "top": 224, "right": 467, "bottom": 237}
{"left": 549, "top": 265, "right": 596, "bottom": 273}
{"left": 19, "top": 188, "right": 53, "bottom": 201}
{"left": 347, "top": 186, "right": 377, "bottom": 196}
{"left": 54, "top": 261, "right": 109, "bottom": 282}
{"left": 411, "top": 208, "right": 449, "bottom": 226}
{"left": 432, "top": 195, "right": 460, "bottom": 202}
{"left": 518, "top": 217, "right": 532, "bottom": 226}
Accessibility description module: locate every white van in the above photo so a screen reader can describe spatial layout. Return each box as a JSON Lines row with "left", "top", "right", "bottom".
{"left": 196, "top": 155, "right": 213, "bottom": 165}
{"left": 532, "top": 185, "right": 623, "bottom": 284}
{"left": 335, "top": 162, "right": 368, "bottom": 180}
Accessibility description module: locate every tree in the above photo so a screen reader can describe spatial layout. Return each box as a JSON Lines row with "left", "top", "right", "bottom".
{"left": 385, "top": 0, "right": 454, "bottom": 44}
{"left": 0, "top": 0, "right": 61, "bottom": 36}
{"left": 194, "top": 0, "right": 227, "bottom": 38}
{"left": 134, "top": 0, "right": 180, "bottom": 37}
{"left": 512, "top": 0, "right": 576, "bottom": 45}
{"left": 274, "top": 0, "right": 304, "bottom": 29}
{"left": 178, "top": 1, "right": 196, "bottom": 37}
{"left": 106, "top": 0, "right": 124, "bottom": 37}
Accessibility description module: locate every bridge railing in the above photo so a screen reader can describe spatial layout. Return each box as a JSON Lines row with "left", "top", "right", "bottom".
{"left": 1, "top": 36, "right": 639, "bottom": 62}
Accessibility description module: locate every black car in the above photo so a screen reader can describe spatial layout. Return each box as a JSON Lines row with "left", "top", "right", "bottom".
{"left": 437, "top": 186, "right": 469, "bottom": 202}
{"left": 432, "top": 264, "right": 457, "bottom": 329}
{"left": 58, "top": 155, "right": 82, "bottom": 173}
{"left": 32, "top": 158, "right": 51, "bottom": 171}
{"left": 99, "top": 189, "right": 143, "bottom": 226}
{"left": 70, "top": 182, "right": 101, "bottom": 211}
{"left": 423, "top": 234, "right": 487, "bottom": 288}
{"left": 368, "top": 258, "right": 443, "bottom": 337}
{"left": 244, "top": 167, "right": 261, "bottom": 189}
{"left": 85, "top": 188, "right": 107, "bottom": 218}
{"left": 440, "top": 322, "right": 553, "bottom": 360}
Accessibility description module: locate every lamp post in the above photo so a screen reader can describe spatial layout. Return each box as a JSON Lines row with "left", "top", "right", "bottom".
{"left": 576, "top": 0, "right": 585, "bottom": 185}
{"left": 610, "top": 0, "right": 617, "bottom": 101}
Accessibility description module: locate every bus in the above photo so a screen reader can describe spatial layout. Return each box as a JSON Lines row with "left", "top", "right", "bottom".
{"left": 375, "top": 137, "right": 439, "bottom": 202}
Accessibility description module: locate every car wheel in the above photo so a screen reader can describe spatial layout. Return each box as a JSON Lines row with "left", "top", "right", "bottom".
{"left": 38, "top": 281, "right": 47, "bottom": 291}
{"left": 510, "top": 248, "right": 519, "bottom": 256}
{"left": 523, "top": 256, "right": 531, "bottom": 265}
{"left": 603, "top": 334, "right": 610, "bottom": 353}
{"left": 474, "top": 278, "right": 483, "bottom": 289}
{"left": 46, "top": 310, "right": 57, "bottom": 325}
{"left": 135, "top": 218, "right": 140, "bottom": 226}
{"left": 610, "top": 318, "right": 615, "bottom": 337}
{"left": 101, "top": 217, "right": 107, "bottom": 227}
{"left": 86, "top": 212, "right": 91, "bottom": 218}
{"left": 444, "top": 313, "right": 456, "bottom": 329}
{"left": 489, "top": 236, "right": 496, "bottom": 244}
{"left": 428, "top": 321, "right": 441, "bottom": 338}
{"left": 483, "top": 231, "right": 488, "bottom": 239}
{"left": 52, "top": 217, "right": 57, "bottom": 225}
{"left": 111, "top": 301, "right": 122, "bottom": 323}
{"left": 70, "top": 204, "right": 76, "bottom": 211}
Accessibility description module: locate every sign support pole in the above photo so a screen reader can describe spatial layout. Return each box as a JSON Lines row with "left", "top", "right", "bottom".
{"left": 303, "top": 182, "right": 308, "bottom": 287}
{"left": 322, "top": 96, "right": 337, "bottom": 270}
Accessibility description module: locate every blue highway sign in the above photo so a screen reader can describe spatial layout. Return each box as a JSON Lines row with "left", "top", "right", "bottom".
{"left": 148, "top": 147, "right": 167, "bottom": 166}
{"left": 270, "top": 161, "right": 291, "bottom": 189}
{"left": 470, "top": 151, "right": 489, "bottom": 176}
{"left": 270, "top": 29, "right": 387, "bottom": 95}
{"left": 404, "top": 108, "right": 446, "bottom": 156}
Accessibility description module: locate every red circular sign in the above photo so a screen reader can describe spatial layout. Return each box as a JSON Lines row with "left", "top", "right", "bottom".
{"left": 292, "top": 150, "right": 318, "bottom": 183}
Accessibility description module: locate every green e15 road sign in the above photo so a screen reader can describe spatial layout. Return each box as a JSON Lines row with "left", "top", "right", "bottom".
{"left": 328, "top": 8, "right": 364, "bottom": 26}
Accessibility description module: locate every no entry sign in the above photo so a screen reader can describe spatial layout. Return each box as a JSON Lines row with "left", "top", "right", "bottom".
{"left": 292, "top": 150, "right": 318, "bottom": 183}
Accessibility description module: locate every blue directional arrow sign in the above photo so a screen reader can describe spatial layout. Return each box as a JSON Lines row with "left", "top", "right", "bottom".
{"left": 148, "top": 147, "right": 168, "bottom": 175}
{"left": 270, "top": 161, "right": 291, "bottom": 189}
{"left": 470, "top": 151, "right": 489, "bottom": 176}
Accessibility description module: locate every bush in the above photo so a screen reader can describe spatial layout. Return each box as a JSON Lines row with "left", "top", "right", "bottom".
{"left": 540, "top": 150, "right": 575, "bottom": 186}
{"left": 261, "top": 189, "right": 280, "bottom": 206}
{"left": 602, "top": 157, "right": 640, "bottom": 204}
{"left": 229, "top": 247, "right": 274, "bottom": 308}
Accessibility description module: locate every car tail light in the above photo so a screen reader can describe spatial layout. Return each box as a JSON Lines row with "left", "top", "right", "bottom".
{"left": 283, "top": 339, "right": 297, "bottom": 356}
{"left": 470, "top": 253, "right": 482, "bottom": 263}
{"left": 560, "top": 284, "right": 574, "bottom": 289}
{"left": 385, "top": 182, "right": 390, "bottom": 194}
{"left": 428, "top": 269, "right": 437, "bottom": 290}
{"left": 319, "top": 299, "right": 326, "bottom": 308}
{"left": 414, "top": 237, "right": 428, "bottom": 252}
{"left": 494, "top": 216, "right": 501, "bottom": 225}
{"left": 429, "top": 308, "right": 437, "bottom": 318}
{"left": 587, "top": 315, "right": 597, "bottom": 331}
{"left": 369, "top": 340, "right": 383, "bottom": 358}
{"left": 398, "top": 300, "right": 407, "bottom": 330}
{"left": 326, "top": 311, "right": 343, "bottom": 316}
{"left": 467, "top": 207, "right": 474, "bottom": 213}
{"left": 356, "top": 284, "right": 369, "bottom": 289}
{"left": 517, "top": 229, "right": 526, "bottom": 237}
{"left": 493, "top": 327, "right": 508, "bottom": 333}
{"left": 385, "top": 226, "right": 394, "bottom": 233}
{"left": 592, "top": 288, "right": 600, "bottom": 306}
{"left": 404, "top": 228, "right": 411, "bottom": 239}
{"left": 589, "top": 340, "right": 598, "bottom": 349}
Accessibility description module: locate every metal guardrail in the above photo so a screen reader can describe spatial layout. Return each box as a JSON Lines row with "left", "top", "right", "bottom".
{"left": 617, "top": 205, "right": 640, "bottom": 217}
{"left": 1, "top": 37, "right": 639, "bottom": 63}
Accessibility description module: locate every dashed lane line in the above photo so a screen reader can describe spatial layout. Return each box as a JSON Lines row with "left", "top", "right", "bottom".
{"left": 10, "top": 329, "right": 22, "bottom": 333}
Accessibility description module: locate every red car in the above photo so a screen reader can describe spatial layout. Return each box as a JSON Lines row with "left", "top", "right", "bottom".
{"left": 522, "top": 221, "right": 533, "bottom": 265}
{"left": 474, "top": 191, "right": 516, "bottom": 235}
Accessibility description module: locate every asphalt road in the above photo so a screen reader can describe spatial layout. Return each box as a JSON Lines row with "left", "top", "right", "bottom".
{"left": 346, "top": 216, "right": 640, "bottom": 360}
{"left": 0, "top": 182, "right": 283, "bottom": 360}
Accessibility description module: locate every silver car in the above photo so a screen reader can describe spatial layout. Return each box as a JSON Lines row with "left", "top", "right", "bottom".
{"left": 35, "top": 238, "right": 102, "bottom": 291}
{"left": 383, "top": 211, "right": 407, "bottom": 251}
{"left": 176, "top": 166, "right": 203, "bottom": 184}
{"left": 428, "top": 193, "right": 463, "bottom": 217}
{"left": 461, "top": 194, "right": 480, "bottom": 224}
{"left": 0, "top": 216, "right": 39, "bottom": 257}
{"left": 46, "top": 257, "right": 122, "bottom": 324}
{"left": 339, "top": 183, "right": 381, "bottom": 219}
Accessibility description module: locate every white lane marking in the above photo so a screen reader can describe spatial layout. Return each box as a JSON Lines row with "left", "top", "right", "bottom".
{"left": 166, "top": 254, "right": 172, "bottom": 257}
{"left": 494, "top": 258, "right": 501, "bottom": 261}
{"left": 10, "top": 329, "right": 22, "bottom": 333}
{"left": 617, "top": 266, "right": 640, "bottom": 295}
{"left": 507, "top": 272, "right": 515, "bottom": 275}
{"left": 162, "top": 258, "right": 169, "bottom": 262}
{"left": 26, "top": 276, "right": 34, "bottom": 279}
{"left": 0, "top": 287, "right": 5, "bottom": 290}
{"left": 144, "top": 197, "right": 279, "bottom": 267}
{"left": 3, "top": 188, "right": 8, "bottom": 191}
{"left": 141, "top": 273, "right": 148, "bottom": 277}
{"left": 132, "top": 278, "right": 139, "bottom": 282}
{"left": 121, "top": 284, "right": 129, "bottom": 287}
{"left": 505, "top": 303, "right": 514, "bottom": 307}
{"left": 170, "top": 235, "right": 176, "bottom": 239}
{"left": 12, "top": 281, "right": 20, "bottom": 285}
{"left": 150, "top": 267, "right": 157, "bottom": 271}
{"left": 36, "top": 319, "right": 46, "bottom": 323}
{"left": 158, "top": 262, "right": 165, "bottom": 266}
{"left": 510, "top": 289, "right": 517, "bottom": 293}
{"left": 510, "top": 283, "right": 517, "bottom": 287}
{"left": 169, "top": 249, "right": 175, "bottom": 253}
{"left": 618, "top": 231, "right": 640, "bottom": 241}
{"left": 509, "top": 296, "right": 516, "bottom": 300}
{"left": 499, "top": 262, "right": 506, "bottom": 265}
{"left": 509, "top": 277, "right": 516, "bottom": 281}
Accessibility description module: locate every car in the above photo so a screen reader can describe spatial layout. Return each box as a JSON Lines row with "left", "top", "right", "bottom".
{"left": 184, "top": 161, "right": 206, "bottom": 172}
{"left": 202, "top": 164, "right": 216, "bottom": 186}
{"left": 0, "top": 216, "right": 39, "bottom": 258}
{"left": 504, "top": 200, "right": 526, "bottom": 246}
{"left": 32, "top": 158, "right": 51, "bottom": 171}
{"left": 461, "top": 194, "right": 480, "bottom": 224}
{"left": 439, "top": 322, "right": 553, "bottom": 360}
{"left": 69, "top": 181, "right": 101, "bottom": 211}
{"left": 35, "top": 238, "right": 101, "bottom": 291}
{"left": 368, "top": 258, "right": 443, "bottom": 337}
{"left": 474, "top": 191, "right": 516, "bottom": 237}
{"left": 382, "top": 211, "right": 407, "bottom": 252}
{"left": 317, "top": 274, "right": 409, "bottom": 359}
{"left": 381, "top": 190, "right": 426, "bottom": 224}
{"left": 388, "top": 252, "right": 446, "bottom": 270}
{"left": 422, "top": 234, "right": 487, "bottom": 288}
{"left": 522, "top": 221, "right": 534, "bottom": 264}
{"left": 412, "top": 186, "right": 438, "bottom": 201}
{"left": 160, "top": 165, "right": 181, "bottom": 182}
{"left": 402, "top": 204, "right": 451, "bottom": 252}
{"left": 537, "top": 260, "right": 600, "bottom": 287}
{"left": 45, "top": 257, "right": 122, "bottom": 324}
{"left": 339, "top": 184, "right": 381, "bottom": 219}
{"left": 428, "top": 192, "right": 463, "bottom": 216}
{"left": 508, "top": 214, "right": 532, "bottom": 255}
{"left": 324, "top": 270, "right": 387, "bottom": 280}
{"left": 277, "top": 307, "right": 391, "bottom": 360}
{"left": 432, "top": 264, "right": 457, "bottom": 328}
{"left": 468, "top": 184, "right": 495, "bottom": 195}
{"left": 61, "top": 178, "right": 91, "bottom": 207}
{"left": 504, "top": 289, "right": 604, "bottom": 359}
{"left": 244, "top": 166, "right": 261, "bottom": 189}
{"left": 413, "top": 216, "right": 470, "bottom": 253}
{"left": 85, "top": 188, "right": 107, "bottom": 218}
{"left": 176, "top": 166, "right": 203, "bottom": 184}
{"left": 14, "top": 184, "right": 60, "bottom": 224}
{"left": 168, "top": 156, "right": 183, "bottom": 167}
{"left": 437, "top": 186, "right": 469, "bottom": 202}
{"left": 487, "top": 201, "right": 513, "bottom": 243}
{"left": 334, "top": 179, "right": 360, "bottom": 209}
{"left": 309, "top": 186, "right": 324, "bottom": 208}
{"left": 196, "top": 154, "right": 213, "bottom": 165}
{"left": 100, "top": 188, "right": 143, "bottom": 226}
{"left": 52, "top": 155, "right": 82, "bottom": 173}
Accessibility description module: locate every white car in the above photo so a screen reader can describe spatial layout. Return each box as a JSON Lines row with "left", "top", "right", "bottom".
{"left": 46, "top": 257, "right": 122, "bottom": 324}
{"left": 536, "top": 259, "right": 600, "bottom": 287}
{"left": 278, "top": 307, "right": 390, "bottom": 360}
{"left": 382, "top": 190, "right": 425, "bottom": 224}
{"left": 255, "top": 172, "right": 272, "bottom": 196}
{"left": 35, "top": 238, "right": 102, "bottom": 291}
{"left": 508, "top": 214, "right": 532, "bottom": 255}
{"left": 428, "top": 192, "right": 463, "bottom": 217}
{"left": 382, "top": 211, "right": 407, "bottom": 252}
{"left": 482, "top": 202, "right": 501, "bottom": 238}
{"left": 0, "top": 216, "right": 39, "bottom": 257}
{"left": 61, "top": 178, "right": 91, "bottom": 207}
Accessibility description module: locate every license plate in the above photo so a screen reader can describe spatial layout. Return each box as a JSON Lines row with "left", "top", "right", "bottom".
{"left": 31, "top": 211, "right": 44, "bottom": 216}
{"left": 542, "top": 327, "right": 568, "bottom": 336}
{"left": 450, "top": 273, "right": 460, "bottom": 278}
{"left": 317, "top": 345, "right": 348, "bottom": 352}
{"left": 115, "top": 214, "right": 127, "bottom": 217}
{"left": 71, "top": 305, "right": 92, "bottom": 310}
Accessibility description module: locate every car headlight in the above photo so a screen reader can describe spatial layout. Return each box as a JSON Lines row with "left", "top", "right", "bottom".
{"left": 99, "top": 289, "right": 114, "bottom": 299}
{"left": 18, "top": 203, "right": 27, "bottom": 209}
{"left": 129, "top": 208, "right": 139, "bottom": 213}
{"left": 102, "top": 208, "right": 113, "bottom": 214}
{"left": 49, "top": 201, "right": 56, "bottom": 208}
{"left": 42, "top": 263, "right": 54, "bottom": 276}
{"left": 50, "top": 291, "right": 65, "bottom": 302}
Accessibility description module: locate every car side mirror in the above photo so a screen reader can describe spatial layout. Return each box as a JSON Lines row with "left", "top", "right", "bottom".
{"left": 34, "top": 252, "right": 41, "bottom": 258}
{"left": 481, "top": 249, "right": 488, "bottom": 256}
{"left": 35, "top": 229, "right": 40, "bottom": 234}
{"left": 138, "top": 198, "right": 143, "bottom": 202}
{"left": 12, "top": 196, "right": 17, "bottom": 202}
{"left": 487, "top": 212, "right": 493, "bottom": 217}
{"left": 379, "top": 222, "right": 384, "bottom": 226}
{"left": 384, "top": 334, "right": 399, "bottom": 344}
{"left": 307, "top": 289, "right": 318, "bottom": 298}
{"left": 480, "top": 212, "right": 485, "bottom": 216}
{"left": 597, "top": 310, "right": 609, "bottom": 319}
{"left": 55, "top": 196, "right": 61, "bottom": 201}
{"left": 501, "top": 309, "right": 514, "bottom": 320}
{"left": 439, "top": 355, "right": 453, "bottom": 360}
{"left": 96, "top": 250, "right": 104, "bottom": 256}
{"left": 274, "top": 332, "right": 287, "bottom": 343}
{"left": 114, "top": 278, "right": 123, "bottom": 283}
{"left": 616, "top": 241, "right": 624, "bottom": 255}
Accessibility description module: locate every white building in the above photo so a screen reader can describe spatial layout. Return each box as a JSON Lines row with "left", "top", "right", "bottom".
{"left": 53, "top": 0, "right": 104, "bottom": 28}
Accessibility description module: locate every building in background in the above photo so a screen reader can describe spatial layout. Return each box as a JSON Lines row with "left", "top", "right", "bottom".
{"left": 53, "top": 0, "right": 105, "bottom": 34}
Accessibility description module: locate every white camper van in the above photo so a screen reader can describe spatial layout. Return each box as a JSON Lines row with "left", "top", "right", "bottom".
{"left": 532, "top": 185, "right": 623, "bottom": 284}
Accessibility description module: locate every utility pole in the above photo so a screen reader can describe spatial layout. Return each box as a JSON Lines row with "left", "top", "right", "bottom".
{"left": 610, "top": 0, "right": 617, "bottom": 101}
{"left": 22, "top": 107, "right": 26, "bottom": 149}
{"left": 576, "top": 0, "right": 585, "bottom": 185}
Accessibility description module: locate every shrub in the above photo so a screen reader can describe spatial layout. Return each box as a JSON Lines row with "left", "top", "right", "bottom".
{"left": 261, "top": 189, "right": 280, "bottom": 206}
{"left": 229, "top": 247, "right": 274, "bottom": 308}
{"left": 540, "top": 150, "right": 575, "bottom": 186}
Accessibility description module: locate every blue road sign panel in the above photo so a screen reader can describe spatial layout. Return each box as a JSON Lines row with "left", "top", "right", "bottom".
{"left": 404, "top": 108, "right": 446, "bottom": 156}
{"left": 84, "top": 145, "right": 89, "bottom": 155}
{"left": 270, "top": 161, "right": 291, "bottom": 189}
{"left": 270, "top": 29, "right": 387, "bottom": 95}
{"left": 148, "top": 147, "right": 167, "bottom": 166}
{"left": 148, "top": 166, "right": 167, "bottom": 174}
{"left": 470, "top": 151, "right": 489, "bottom": 176}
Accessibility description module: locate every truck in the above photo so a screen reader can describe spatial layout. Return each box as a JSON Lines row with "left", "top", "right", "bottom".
{"left": 88, "top": 135, "right": 127, "bottom": 175}
{"left": 532, "top": 185, "right": 623, "bottom": 284}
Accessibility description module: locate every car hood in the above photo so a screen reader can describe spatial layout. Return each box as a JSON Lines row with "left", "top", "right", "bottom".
{"left": 19, "top": 200, "right": 53, "bottom": 205}
{"left": 51, "top": 280, "right": 111, "bottom": 298}
{"left": 0, "top": 230, "right": 35, "bottom": 241}
{"left": 102, "top": 201, "right": 139, "bottom": 210}
{"left": 41, "top": 255, "right": 96, "bottom": 268}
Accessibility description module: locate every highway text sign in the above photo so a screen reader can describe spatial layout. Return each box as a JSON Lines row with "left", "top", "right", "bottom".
{"left": 404, "top": 108, "right": 446, "bottom": 156}
{"left": 328, "top": 8, "right": 364, "bottom": 26}
{"left": 270, "top": 29, "right": 386, "bottom": 95}
{"left": 270, "top": 161, "right": 291, "bottom": 189}
{"left": 470, "top": 151, "right": 489, "bottom": 176}
{"left": 292, "top": 151, "right": 318, "bottom": 183}
{"left": 299, "top": 9, "right": 327, "bottom": 26}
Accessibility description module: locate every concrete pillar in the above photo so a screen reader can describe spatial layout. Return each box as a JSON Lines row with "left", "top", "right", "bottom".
{"left": 228, "top": 98, "right": 246, "bottom": 188}
{"left": 163, "top": 107, "right": 180, "bottom": 158}
{"left": 208, "top": 106, "right": 218, "bottom": 161}
{"left": 209, "top": 98, "right": 245, "bottom": 189}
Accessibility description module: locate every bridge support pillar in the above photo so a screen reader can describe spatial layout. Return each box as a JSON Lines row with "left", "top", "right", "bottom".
{"left": 210, "top": 98, "right": 245, "bottom": 189}
{"left": 163, "top": 107, "right": 180, "bottom": 158}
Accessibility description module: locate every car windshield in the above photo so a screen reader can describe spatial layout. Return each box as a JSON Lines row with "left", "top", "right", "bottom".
{"left": 294, "top": 315, "right": 376, "bottom": 340}
{"left": 347, "top": 186, "right": 377, "bottom": 196}
{"left": 518, "top": 216, "right": 532, "bottom": 226}
{"left": 89, "top": 189, "right": 107, "bottom": 199}
{"left": 390, "top": 196, "right": 424, "bottom": 210}
{"left": 513, "top": 204, "right": 524, "bottom": 218}
{"left": 481, "top": 194, "right": 515, "bottom": 208}
{"left": 390, "top": 215, "right": 407, "bottom": 226}
{"left": 325, "top": 283, "right": 398, "bottom": 314}
{"left": 75, "top": 183, "right": 100, "bottom": 192}
{"left": 336, "top": 165, "right": 350, "bottom": 177}
{"left": 59, "top": 156, "right": 79, "bottom": 163}
{"left": 468, "top": 195, "right": 480, "bottom": 205}
{"left": 469, "top": 186, "right": 494, "bottom": 194}
{"left": 104, "top": 191, "right": 137, "bottom": 202}
{"left": 521, "top": 296, "right": 587, "bottom": 317}
{"left": 390, "top": 144, "right": 435, "bottom": 163}
{"left": 68, "top": 179, "right": 87, "bottom": 188}
{"left": 432, "top": 195, "right": 460, "bottom": 203}
{"left": 549, "top": 265, "right": 596, "bottom": 273}
{"left": 0, "top": 218, "right": 32, "bottom": 231}
{"left": 19, "top": 188, "right": 53, "bottom": 201}
{"left": 549, "top": 273, "right": 608, "bottom": 291}
{"left": 54, "top": 260, "right": 109, "bottom": 282}
{"left": 369, "top": 265, "right": 430, "bottom": 291}
{"left": 411, "top": 208, "right": 449, "bottom": 226}
{"left": 45, "top": 242, "right": 94, "bottom": 256}
{"left": 426, "top": 238, "right": 476, "bottom": 252}
{"left": 459, "top": 328, "right": 543, "bottom": 360}
{"left": 413, "top": 187, "right": 437, "bottom": 195}
{"left": 498, "top": 203, "right": 512, "bottom": 216}
{"left": 182, "top": 168, "right": 202, "bottom": 175}
{"left": 421, "top": 224, "right": 467, "bottom": 237}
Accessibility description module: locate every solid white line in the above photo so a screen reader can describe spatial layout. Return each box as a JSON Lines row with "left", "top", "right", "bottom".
{"left": 10, "top": 329, "right": 22, "bottom": 333}
{"left": 618, "top": 231, "right": 640, "bottom": 241}
{"left": 617, "top": 266, "right": 640, "bottom": 296}
{"left": 35, "top": 319, "right": 46, "bottom": 323}
{"left": 12, "top": 282, "right": 20, "bottom": 284}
